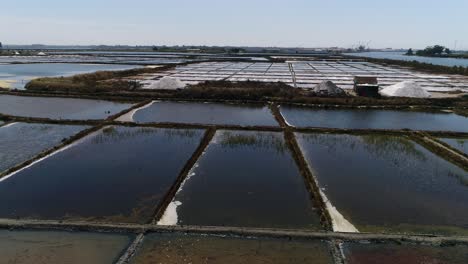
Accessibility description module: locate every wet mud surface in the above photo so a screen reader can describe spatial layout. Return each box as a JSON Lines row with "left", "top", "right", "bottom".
{"left": 131, "top": 233, "right": 333, "bottom": 264}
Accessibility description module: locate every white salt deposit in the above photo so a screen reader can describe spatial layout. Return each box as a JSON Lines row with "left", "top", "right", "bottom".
{"left": 115, "top": 101, "right": 155, "bottom": 122}
{"left": 145, "top": 76, "right": 186, "bottom": 90}
{"left": 313, "top": 80, "right": 345, "bottom": 95}
{"left": 380, "top": 81, "right": 431, "bottom": 98}
{"left": 157, "top": 201, "right": 182, "bottom": 225}
{"left": 157, "top": 136, "right": 218, "bottom": 226}
{"left": 320, "top": 189, "right": 359, "bottom": 233}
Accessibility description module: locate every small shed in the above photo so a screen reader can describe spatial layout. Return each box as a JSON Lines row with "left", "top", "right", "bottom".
{"left": 353, "top": 76, "right": 379, "bottom": 97}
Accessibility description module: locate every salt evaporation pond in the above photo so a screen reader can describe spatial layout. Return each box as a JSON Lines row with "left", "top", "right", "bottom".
{"left": 0, "top": 126, "right": 204, "bottom": 223}
{"left": 281, "top": 107, "right": 468, "bottom": 132}
{"left": 343, "top": 242, "right": 468, "bottom": 264}
{"left": 0, "top": 230, "right": 131, "bottom": 264}
{"left": 131, "top": 233, "right": 333, "bottom": 264}
{"left": 0, "top": 95, "right": 133, "bottom": 120}
{"left": 0, "top": 123, "right": 88, "bottom": 174}
{"left": 296, "top": 133, "right": 468, "bottom": 235}
{"left": 439, "top": 137, "right": 467, "bottom": 154}
{"left": 0, "top": 63, "right": 138, "bottom": 89}
{"left": 164, "top": 130, "right": 322, "bottom": 229}
{"left": 132, "top": 101, "right": 279, "bottom": 126}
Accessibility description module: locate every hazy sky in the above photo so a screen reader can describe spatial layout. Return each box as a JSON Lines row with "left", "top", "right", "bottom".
{"left": 1, "top": 0, "right": 467, "bottom": 49}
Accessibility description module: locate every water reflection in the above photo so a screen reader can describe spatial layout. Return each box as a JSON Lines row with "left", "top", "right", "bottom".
{"left": 300, "top": 133, "right": 426, "bottom": 167}
{"left": 0, "top": 123, "right": 88, "bottom": 173}
{"left": 0, "top": 95, "right": 133, "bottom": 120}
{"left": 281, "top": 107, "right": 468, "bottom": 132}
{"left": 170, "top": 130, "right": 322, "bottom": 229}
{"left": 0, "top": 126, "right": 204, "bottom": 223}
{"left": 133, "top": 101, "right": 279, "bottom": 126}
{"left": 93, "top": 126, "right": 201, "bottom": 145}
{"left": 219, "top": 131, "right": 287, "bottom": 154}
{"left": 296, "top": 133, "right": 468, "bottom": 234}
{"left": 439, "top": 137, "right": 467, "bottom": 155}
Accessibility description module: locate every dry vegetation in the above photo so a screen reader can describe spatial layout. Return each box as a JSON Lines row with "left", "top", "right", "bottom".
{"left": 25, "top": 66, "right": 174, "bottom": 92}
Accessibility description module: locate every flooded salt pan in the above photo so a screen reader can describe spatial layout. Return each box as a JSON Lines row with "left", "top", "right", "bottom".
{"left": 132, "top": 101, "right": 279, "bottom": 126}
{"left": 131, "top": 233, "right": 333, "bottom": 264}
{"left": 0, "top": 229, "right": 131, "bottom": 264}
{"left": 343, "top": 242, "right": 468, "bottom": 264}
{"left": 0, "top": 123, "right": 88, "bottom": 174}
{"left": 281, "top": 107, "right": 468, "bottom": 132}
{"left": 0, "top": 95, "right": 133, "bottom": 120}
{"left": 296, "top": 133, "right": 468, "bottom": 235}
{"left": 163, "top": 130, "right": 322, "bottom": 229}
{"left": 0, "top": 126, "right": 204, "bottom": 223}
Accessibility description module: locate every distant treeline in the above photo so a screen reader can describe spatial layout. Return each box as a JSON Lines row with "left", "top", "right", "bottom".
{"left": 406, "top": 45, "right": 468, "bottom": 59}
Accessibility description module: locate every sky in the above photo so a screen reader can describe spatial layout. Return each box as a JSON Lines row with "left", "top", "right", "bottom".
{"left": 1, "top": 0, "right": 467, "bottom": 49}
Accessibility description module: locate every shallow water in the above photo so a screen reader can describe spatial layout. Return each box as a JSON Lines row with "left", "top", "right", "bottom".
{"left": 296, "top": 133, "right": 468, "bottom": 234}
{"left": 168, "top": 130, "right": 322, "bottom": 229}
{"left": 345, "top": 51, "right": 468, "bottom": 67}
{"left": 131, "top": 233, "right": 333, "bottom": 264}
{"left": 281, "top": 107, "right": 468, "bottom": 132}
{"left": 0, "top": 63, "right": 138, "bottom": 89}
{"left": 0, "top": 126, "right": 204, "bottom": 223}
{"left": 343, "top": 242, "right": 468, "bottom": 264}
{"left": 439, "top": 137, "right": 467, "bottom": 154}
{"left": 0, "top": 229, "right": 131, "bottom": 264}
{"left": 133, "top": 101, "right": 279, "bottom": 126}
{"left": 0, "top": 123, "right": 88, "bottom": 174}
{"left": 0, "top": 95, "right": 133, "bottom": 120}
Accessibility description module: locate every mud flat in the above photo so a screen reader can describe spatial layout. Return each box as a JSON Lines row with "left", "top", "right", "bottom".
{"left": 280, "top": 107, "right": 468, "bottom": 132}
{"left": 0, "top": 229, "right": 131, "bottom": 264}
{"left": 0, "top": 123, "right": 88, "bottom": 174}
{"left": 296, "top": 133, "right": 468, "bottom": 235}
{"left": 131, "top": 233, "right": 333, "bottom": 264}
{"left": 0, "top": 95, "right": 133, "bottom": 120}
{"left": 132, "top": 101, "right": 279, "bottom": 126}
{"left": 439, "top": 137, "right": 467, "bottom": 155}
{"left": 160, "top": 130, "right": 322, "bottom": 229}
{"left": 342, "top": 242, "right": 468, "bottom": 264}
{"left": 0, "top": 126, "right": 204, "bottom": 223}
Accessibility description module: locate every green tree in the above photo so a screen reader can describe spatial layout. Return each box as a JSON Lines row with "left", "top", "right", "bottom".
{"left": 405, "top": 48, "right": 414, "bottom": 55}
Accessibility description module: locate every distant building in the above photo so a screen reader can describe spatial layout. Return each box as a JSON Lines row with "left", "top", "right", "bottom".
{"left": 353, "top": 76, "right": 380, "bottom": 97}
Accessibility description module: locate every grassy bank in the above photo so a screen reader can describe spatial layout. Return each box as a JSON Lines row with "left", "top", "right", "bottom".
{"left": 25, "top": 65, "right": 175, "bottom": 92}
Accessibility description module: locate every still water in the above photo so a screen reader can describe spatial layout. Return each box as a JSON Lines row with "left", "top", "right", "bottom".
{"left": 281, "top": 106, "right": 468, "bottom": 132}
{"left": 439, "top": 137, "right": 467, "bottom": 155}
{"left": 297, "top": 133, "right": 468, "bottom": 235}
{"left": 345, "top": 51, "right": 468, "bottom": 67}
{"left": 132, "top": 101, "right": 279, "bottom": 127}
{"left": 0, "top": 126, "right": 204, "bottom": 223}
{"left": 166, "top": 130, "right": 322, "bottom": 229}
{"left": 0, "top": 122, "right": 88, "bottom": 174}
{"left": 0, "top": 95, "right": 133, "bottom": 120}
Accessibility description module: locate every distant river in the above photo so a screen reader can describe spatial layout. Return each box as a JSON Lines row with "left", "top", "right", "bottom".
{"left": 345, "top": 51, "right": 468, "bottom": 68}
